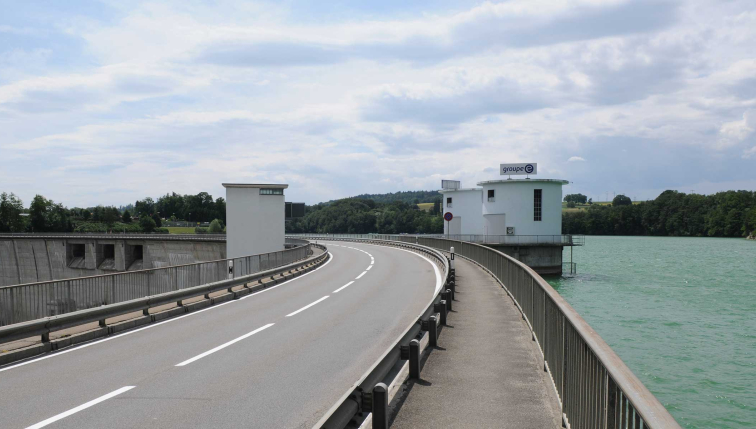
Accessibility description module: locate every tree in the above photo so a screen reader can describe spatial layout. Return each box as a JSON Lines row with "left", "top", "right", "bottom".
{"left": 151, "top": 213, "right": 162, "bottom": 227}
{"left": 588, "top": 198, "right": 593, "bottom": 205}
{"left": 612, "top": 194, "right": 632, "bottom": 206}
{"left": 122, "top": 210, "right": 132, "bottom": 224}
{"left": 0, "top": 193, "right": 25, "bottom": 232}
{"left": 139, "top": 216, "right": 156, "bottom": 232}
{"left": 101, "top": 206, "right": 121, "bottom": 225}
{"left": 29, "top": 195, "right": 50, "bottom": 232}
{"left": 432, "top": 199, "right": 441, "bottom": 215}
{"left": 567, "top": 201, "right": 576, "bottom": 208}
{"left": 564, "top": 194, "right": 588, "bottom": 204}
{"left": 208, "top": 219, "right": 225, "bottom": 233}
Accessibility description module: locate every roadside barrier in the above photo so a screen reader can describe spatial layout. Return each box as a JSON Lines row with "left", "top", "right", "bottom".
{"left": 295, "top": 237, "right": 452, "bottom": 429}
{"left": 0, "top": 238, "right": 311, "bottom": 326}
{"left": 0, "top": 243, "right": 328, "bottom": 365}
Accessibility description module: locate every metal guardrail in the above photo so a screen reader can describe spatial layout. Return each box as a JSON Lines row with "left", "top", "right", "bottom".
{"left": 290, "top": 234, "right": 679, "bottom": 429}
{"left": 0, "top": 238, "right": 312, "bottom": 326}
{"left": 0, "top": 233, "right": 226, "bottom": 241}
{"left": 0, "top": 243, "right": 328, "bottom": 346}
{"left": 296, "top": 237, "right": 451, "bottom": 429}
{"left": 287, "top": 233, "right": 585, "bottom": 246}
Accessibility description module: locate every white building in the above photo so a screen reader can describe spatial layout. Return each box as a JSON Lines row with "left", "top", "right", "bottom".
{"left": 442, "top": 179, "right": 568, "bottom": 236}
{"left": 223, "top": 183, "right": 287, "bottom": 258}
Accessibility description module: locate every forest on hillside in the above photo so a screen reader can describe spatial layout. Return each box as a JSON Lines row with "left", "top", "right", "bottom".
{"left": 563, "top": 190, "right": 756, "bottom": 237}
{"left": 285, "top": 198, "right": 444, "bottom": 234}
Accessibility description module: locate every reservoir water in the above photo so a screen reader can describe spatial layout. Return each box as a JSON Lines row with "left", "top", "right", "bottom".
{"left": 547, "top": 236, "right": 756, "bottom": 428}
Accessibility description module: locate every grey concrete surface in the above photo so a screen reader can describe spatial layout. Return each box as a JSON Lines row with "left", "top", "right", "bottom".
{"left": 391, "top": 256, "right": 563, "bottom": 429}
{"left": 0, "top": 241, "right": 438, "bottom": 429}
{"left": 0, "top": 238, "right": 226, "bottom": 286}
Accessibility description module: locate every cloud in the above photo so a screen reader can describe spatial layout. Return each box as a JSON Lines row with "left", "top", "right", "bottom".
{"left": 1, "top": 0, "right": 756, "bottom": 208}
{"left": 718, "top": 110, "right": 755, "bottom": 148}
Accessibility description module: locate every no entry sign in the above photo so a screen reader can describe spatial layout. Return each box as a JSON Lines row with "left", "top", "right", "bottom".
{"left": 444, "top": 212, "right": 453, "bottom": 222}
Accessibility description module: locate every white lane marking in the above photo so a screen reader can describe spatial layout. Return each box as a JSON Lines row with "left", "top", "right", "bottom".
{"left": 175, "top": 323, "right": 275, "bottom": 367}
{"left": 240, "top": 252, "right": 334, "bottom": 300}
{"left": 0, "top": 253, "right": 334, "bottom": 373}
{"left": 366, "top": 265, "right": 373, "bottom": 271}
{"left": 333, "top": 281, "right": 355, "bottom": 293}
{"left": 25, "top": 386, "right": 135, "bottom": 429}
{"left": 285, "top": 296, "right": 329, "bottom": 317}
{"left": 355, "top": 271, "right": 367, "bottom": 279}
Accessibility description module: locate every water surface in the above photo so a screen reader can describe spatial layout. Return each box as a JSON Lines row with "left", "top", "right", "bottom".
{"left": 547, "top": 236, "right": 756, "bottom": 428}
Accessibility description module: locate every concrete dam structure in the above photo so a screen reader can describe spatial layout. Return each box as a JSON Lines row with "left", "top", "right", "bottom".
{"left": 0, "top": 235, "right": 226, "bottom": 287}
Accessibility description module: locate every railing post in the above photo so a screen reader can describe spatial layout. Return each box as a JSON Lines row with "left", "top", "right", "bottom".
{"left": 445, "top": 289, "right": 453, "bottom": 311}
{"left": 429, "top": 315, "right": 438, "bottom": 347}
{"left": 372, "top": 383, "right": 389, "bottom": 429}
{"left": 409, "top": 339, "right": 420, "bottom": 379}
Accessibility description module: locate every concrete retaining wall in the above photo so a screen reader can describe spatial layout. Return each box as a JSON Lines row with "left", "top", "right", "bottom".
{"left": 0, "top": 238, "right": 226, "bottom": 287}
{"left": 485, "top": 244, "right": 563, "bottom": 276}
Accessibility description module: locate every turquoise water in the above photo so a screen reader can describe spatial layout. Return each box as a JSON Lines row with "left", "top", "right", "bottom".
{"left": 547, "top": 236, "right": 756, "bottom": 428}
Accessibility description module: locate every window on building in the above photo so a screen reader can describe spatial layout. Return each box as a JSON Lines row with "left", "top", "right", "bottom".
{"left": 487, "top": 189, "right": 495, "bottom": 202}
{"left": 534, "top": 189, "right": 542, "bottom": 221}
{"left": 260, "top": 188, "right": 284, "bottom": 195}
{"left": 446, "top": 197, "right": 452, "bottom": 208}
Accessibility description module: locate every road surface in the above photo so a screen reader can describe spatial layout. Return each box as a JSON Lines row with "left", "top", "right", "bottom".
{"left": 0, "top": 241, "right": 439, "bottom": 429}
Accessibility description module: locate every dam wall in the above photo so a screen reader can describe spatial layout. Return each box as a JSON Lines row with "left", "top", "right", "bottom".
{"left": 0, "top": 235, "right": 226, "bottom": 287}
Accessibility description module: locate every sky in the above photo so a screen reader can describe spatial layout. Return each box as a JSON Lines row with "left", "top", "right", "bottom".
{"left": 1, "top": 0, "right": 755, "bottom": 207}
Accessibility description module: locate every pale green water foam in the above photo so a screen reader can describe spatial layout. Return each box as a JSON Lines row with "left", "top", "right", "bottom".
{"left": 547, "top": 236, "right": 756, "bottom": 428}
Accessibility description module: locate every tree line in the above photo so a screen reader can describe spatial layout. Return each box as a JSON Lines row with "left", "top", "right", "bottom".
{"left": 563, "top": 190, "right": 756, "bottom": 237}
{"left": 285, "top": 198, "right": 444, "bottom": 234}
{"left": 0, "top": 191, "right": 227, "bottom": 233}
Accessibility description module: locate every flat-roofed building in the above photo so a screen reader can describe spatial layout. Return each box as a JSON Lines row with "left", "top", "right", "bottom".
{"left": 223, "top": 183, "right": 288, "bottom": 258}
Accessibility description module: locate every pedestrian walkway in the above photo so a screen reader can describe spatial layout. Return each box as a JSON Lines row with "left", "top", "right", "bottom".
{"left": 391, "top": 256, "right": 562, "bottom": 428}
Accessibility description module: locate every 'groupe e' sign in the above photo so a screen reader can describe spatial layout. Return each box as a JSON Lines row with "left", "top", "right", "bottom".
{"left": 500, "top": 163, "right": 537, "bottom": 176}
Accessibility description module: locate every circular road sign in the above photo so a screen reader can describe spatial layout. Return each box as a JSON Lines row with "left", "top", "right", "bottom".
{"left": 444, "top": 212, "right": 454, "bottom": 222}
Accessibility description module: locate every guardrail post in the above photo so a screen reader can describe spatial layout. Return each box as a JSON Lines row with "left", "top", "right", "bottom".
{"left": 409, "top": 339, "right": 420, "bottom": 379}
{"left": 429, "top": 315, "right": 438, "bottom": 347}
{"left": 438, "top": 300, "right": 447, "bottom": 325}
{"left": 372, "top": 383, "right": 389, "bottom": 429}
{"left": 445, "top": 289, "right": 452, "bottom": 311}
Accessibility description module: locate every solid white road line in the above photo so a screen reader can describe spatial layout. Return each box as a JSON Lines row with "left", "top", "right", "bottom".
{"left": 25, "top": 386, "right": 135, "bottom": 429}
{"left": 285, "top": 296, "right": 329, "bottom": 317}
{"left": 366, "top": 265, "right": 373, "bottom": 271}
{"left": 175, "top": 323, "right": 275, "bottom": 367}
{"left": 0, "top": 253, "right": 334, "bottom": 374}
{"left": 355, "top": 271, "right": 367, "bottom": 279}
{"left": 333, "top": 281, "right": 355, "bottom": 293}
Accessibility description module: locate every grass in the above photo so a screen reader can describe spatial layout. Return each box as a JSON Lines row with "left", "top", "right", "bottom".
{"left": 417, "top": 203, "right": 434, "bottom": 212}
{"left": 165, "top": 227, "right": 198, "bottom": 234}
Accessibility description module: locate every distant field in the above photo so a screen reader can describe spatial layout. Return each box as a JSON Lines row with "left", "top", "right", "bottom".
{"left": 166, "top": 227, "right": 196, "bottom": 234}
{"left": 417, "top": 203, "right": 434, "bottom": 212}
{"left": 561, "top": 201, "right": 642, "bottom": 212}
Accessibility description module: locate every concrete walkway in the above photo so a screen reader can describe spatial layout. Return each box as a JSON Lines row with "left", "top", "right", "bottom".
{"left": 391, "top": 256, "right": 562, "bottom": 428}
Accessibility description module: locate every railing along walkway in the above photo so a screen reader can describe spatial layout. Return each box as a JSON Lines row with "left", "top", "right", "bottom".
{"left": 392, "top": 254, "right": 563, "bottom": 428}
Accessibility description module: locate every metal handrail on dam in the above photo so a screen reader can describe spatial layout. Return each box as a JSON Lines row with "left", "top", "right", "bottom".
{"left": 0, "top": 238, "right": 312, "bottom": 326}
{"left": 290, "top": 234, "right": 680, "bottom": 429}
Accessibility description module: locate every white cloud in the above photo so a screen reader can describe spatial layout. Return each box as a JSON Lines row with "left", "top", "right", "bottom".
{"left": 2, "top": 0, "right": 756, "bottom": 207}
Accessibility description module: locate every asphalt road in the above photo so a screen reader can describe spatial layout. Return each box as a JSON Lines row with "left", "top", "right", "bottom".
{"left": 0, "top": 241, "right": 440, "bottom": 429}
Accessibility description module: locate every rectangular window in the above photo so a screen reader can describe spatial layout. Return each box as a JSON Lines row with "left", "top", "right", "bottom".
{"left": 446, "top": 197, "right": 452, "bottom": 208}
{"left": 487, "top": 189, "right": 495, "bottom": 202}
{"left": 260, "top": 188, "right": 284, "bottom": 195}
{"left": 534, "top": 189, "right": 542, "bottom": 221}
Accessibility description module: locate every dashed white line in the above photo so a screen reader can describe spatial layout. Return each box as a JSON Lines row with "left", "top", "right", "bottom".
{"left": 355, "top": 271, "right": 367, "bottom": 279}
{"left": 25, "top": 386, "right": 135, "bottom": 429}
{"left": 285, "top": 296, "right": 329, "bottom": 317}
{"left": 366, "top": 265, "right": 373, "bottom": 271}
{"left": 175, "top": 323, "right": 275, "bottom": 367}
{"left": 333, "top": 281, "right": 355, "bottom": 293}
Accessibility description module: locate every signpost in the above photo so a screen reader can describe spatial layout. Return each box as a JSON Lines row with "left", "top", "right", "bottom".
{"left": 500, "top": 163, "right": 537, "bottom": 179}
{"left": 444, "top": 212, "right": 453, "bottom": 238}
